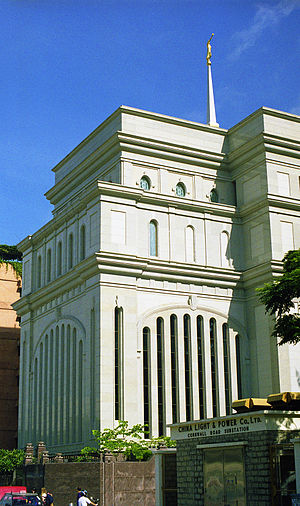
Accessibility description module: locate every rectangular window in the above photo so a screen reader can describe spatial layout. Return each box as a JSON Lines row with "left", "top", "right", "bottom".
{"left": 111, "top": 211, "right": 126, "bottom": 244}
{"left": 280, "top": 221, "right": 294, "bottom": 256}
{"left": 277, "top": 172, "right": 290, "bottom": 196}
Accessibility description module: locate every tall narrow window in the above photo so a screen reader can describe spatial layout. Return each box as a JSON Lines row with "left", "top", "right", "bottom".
{"left": 184, "top": 314, "right": 192, "bottom": 421}
{"left": 114, "top": 307, "right": 123, "bottom": 420}
{"left": 157, "top": 317, "right": 164, "bottom": 436}
{"left": 149, "top": 220, "right": 158, "bottom": 257}
{"left": 236, "top": 334, "right": 242, "bottom": 399}
{"left": 37, "top": 255, "right": 42, "bottom": 288}
{"left": 185, "top": 226, "right": 195, "bottom": 263}
{"left": 197, "top": 316, "right": 205, "bottom": 419}
{"left": 222, "top": 324, "right": 231, "bottom": 415}
{"left": 210, "top": 318, "right": 218, "bottom": 417}
{"left": 47, "top": 249, "right": 52, "bottom": 283}
{"left": 221, "top": 231, "right": 230, "bottom": 267}
{"left": 143, "top": 327, "right": 150, "bottom": 437}
{"left": 80, "top": 225, "right": 86, "bottom": 261}
{"left": 68, "top": 233, "right": 74, "bottom": 269}
{"left": 57, "top": 241, "right": 62, "bottom": 277}
{"left": 170, "top": 315, "right": 178, "bottom": 423}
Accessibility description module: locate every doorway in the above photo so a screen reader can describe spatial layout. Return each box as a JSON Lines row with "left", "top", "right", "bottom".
{"left": 203, "top": 446, "right": 246, "bottom": 505}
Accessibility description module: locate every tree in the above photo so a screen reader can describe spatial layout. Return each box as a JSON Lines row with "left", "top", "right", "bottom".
{"left": 77, "top": 420, "right": 176, "bottom": 462}
{"left": 0, "top": 449, "right": 25, "bottom": 473}
{"left": 0, "top": 244, "right": 22, "bottom": 278}
{"left": 257, "top": 249, "right": 300, "bottom": 345}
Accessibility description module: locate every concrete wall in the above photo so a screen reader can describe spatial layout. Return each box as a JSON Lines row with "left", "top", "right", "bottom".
{"left": 43, "top": 458, "right": 156, "bottom": 506}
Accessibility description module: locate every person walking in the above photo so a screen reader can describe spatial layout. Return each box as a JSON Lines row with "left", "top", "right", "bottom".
{"left": 78, "top": 491, "right": 96, "bottom": 506}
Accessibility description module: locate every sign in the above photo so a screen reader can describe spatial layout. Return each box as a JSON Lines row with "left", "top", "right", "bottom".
{"left": 169, "top": 412, "right": 300, "bottom": 440}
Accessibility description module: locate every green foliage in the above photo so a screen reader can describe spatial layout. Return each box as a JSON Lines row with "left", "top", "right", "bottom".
{"left": 77, "top": 420, "right": 176, "bottom": 462}
{"left": 0, "top": 244, "right": 22, "bottom": 278}
{"left": 0, "top": 449, "right": 25, "bottom": 473}
{"left": 257, "top": 249, "right": 300, "bottom": 345}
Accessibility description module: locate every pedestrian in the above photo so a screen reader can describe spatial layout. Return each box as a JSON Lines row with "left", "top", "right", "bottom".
{"left": 78, "top": 491, "right": 97, "bottom": 506}
{"left": 76, "top": 487, "right": 84, "bottom": 506}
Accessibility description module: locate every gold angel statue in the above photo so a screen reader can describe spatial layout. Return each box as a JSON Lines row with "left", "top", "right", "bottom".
{"left": 206, "top": 33, "right": 214, "bottom": 65}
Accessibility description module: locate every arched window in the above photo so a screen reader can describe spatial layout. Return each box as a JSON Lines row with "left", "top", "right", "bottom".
{"left": 149, "top": 220, "right": 158, "bottom": 256}
{"left": 176, "top": 182, "right": 186, "bottom": 197}
{"left": 197, "top": 316, "right": 205, "bottom": 419}
{"left": 184, "top": 314, "right": 192, "bottom": 421}
{"left": 46, "top": 249, "right": 52, "bottom": 283}
{"left": 185, "top": 226, "right": 195, "bottom": 263}
{"left": 140, "top": 176, "right": 151, "bottom": 190}
{"left": 68, "top": 233, "right": 74, "bottom": 269}
{"left": 210, "top": 318, "right": 218, "bottom": 417}
{"left": 210, "top": 188, "right": 218, "bottom": 202}
{"left": 170, "top": 314, "right": 178, "bottom": 423}
{"left": 221, "top": 231, "right": 230, "bottom": 267}
{"left": 37, "top": 255, "right": 42, "bottom": 288}
{"left": 222, "top": 324, "right": 231, "bottom": 415}
{"left": 236, "top": 334, "right": 242, "bottom": 399}
{"left": 143, "top": 327, "right": 150, "bottom": 437}
{"left": 157, "top": 317, "right": 164, "bottom": 436}
{"left": 115, "top": 307, "right": 123, "bottom": 421}
{"left": 57, "top": 241, "right": 62, "bottom": 277}
{"left": 80, "top": 225, "right": 86, "bottom": 261}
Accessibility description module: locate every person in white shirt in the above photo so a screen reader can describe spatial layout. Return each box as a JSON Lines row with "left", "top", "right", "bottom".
{"left": 78, "top": 491, "right": 97, "bottom": 506}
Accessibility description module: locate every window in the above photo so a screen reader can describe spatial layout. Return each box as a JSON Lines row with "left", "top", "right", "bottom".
{"left": 149, "top": 220, "right": 158, "bottom": 256}
{"left": 115, "top": 307, "right": 123, "bottom": 420}
{"left": 176, "top": 182, "right": 186, "bottom": 197}
{"left": 210, "top": 188, "right": 218, "bottom": 202}
{"left": 143, "top": 327, "right": 150, "bottom": 437}
{"left": 223, "top": 324, "right": 231, "bottom": 415}
{"left": 185, "top": 226, "right": 195, "bottom": 263}
{"left": 57, "top": 241, "right": 62, "bottom": 277}
{"left": 80, "top": 225, "right": 86, "bottom": 261}
{"left": 197, "top": 316, "right": 205, "bottom": 419}
{"left": 68, "top": 233, "right": 74, "bottom": 269}
{"left": 210, "top": 318, "right": 218, "bottom": 417}
{"left": 184, "top": 314, "right": 192, "bottom": 421}
{"left": 236, "top": 334, "right": 242, "bottom": 399}
{"left": 221, "top": 231, "right": 230, "bottom": 267}
{"left": 37, "top": 255, "right": 42, "bottom": 288}
{"left": 157, "top": 317, "right": 165, "bottom": 436}
{"left": 46, "top": 249, "right": 52, "bottom": 283}
{"left": 170, "top": 315, "right": 178, "bottom": 423}
{"left": 140, "top": 176, "right": 151, "bottom": 190}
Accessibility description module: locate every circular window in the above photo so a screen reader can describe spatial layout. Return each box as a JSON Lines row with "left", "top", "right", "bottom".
{"left": 140, "top": 176, "right": 151, "bottom": 190}
{"left": 210, "top": 188, "right": 218, "bottom": 203}
{"left": 176, "top": 182, "right": 186, "bottom": 197}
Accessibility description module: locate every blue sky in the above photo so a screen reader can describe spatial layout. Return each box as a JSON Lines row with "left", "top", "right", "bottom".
{"left": 1, "top": 0, "right": 300, "bottom": 246}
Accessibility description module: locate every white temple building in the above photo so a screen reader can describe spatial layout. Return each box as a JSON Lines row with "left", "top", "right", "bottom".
{"left": 14, "top": 104, "right": 300, "bottom": 452}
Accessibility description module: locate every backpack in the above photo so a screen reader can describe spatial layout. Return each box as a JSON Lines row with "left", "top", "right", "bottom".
{"left": 45, "top": 493, "right": 53, "bottom": 505}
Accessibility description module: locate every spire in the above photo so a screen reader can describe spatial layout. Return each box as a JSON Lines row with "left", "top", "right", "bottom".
{"left": 206, "top": 34, "right": 219, "bottom": 128}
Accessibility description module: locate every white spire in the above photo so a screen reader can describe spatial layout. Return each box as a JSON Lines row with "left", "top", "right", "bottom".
{"left": 206, "top": 34, "right": 219, "bottom": 128}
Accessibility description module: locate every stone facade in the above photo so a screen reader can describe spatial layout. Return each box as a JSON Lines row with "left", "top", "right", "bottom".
{"left": 0, "top": 263, "right": 21, "bottom": 448}
{"left": 171, "top": 411, "right": 300, "bottom": 505}
{"left": 13, "top": 106, "right": 300, "bottom": 452}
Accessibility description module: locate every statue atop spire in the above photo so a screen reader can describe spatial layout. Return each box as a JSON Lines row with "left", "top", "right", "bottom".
{"left": 206, "top": 33, "right": 214, "bottom": 66}
{"left": 206, "top": 33, "right": 219, "bottom": 127}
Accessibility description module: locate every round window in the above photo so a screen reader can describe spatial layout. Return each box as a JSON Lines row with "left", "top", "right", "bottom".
{"left": 140, "top": 176, "right": 150, "bottom": 190}
{"left": 176, "top": 182, "right": 186, "bottom": 197}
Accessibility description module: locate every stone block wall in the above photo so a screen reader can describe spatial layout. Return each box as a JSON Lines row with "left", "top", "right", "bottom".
{"left": 43, "top": 458, "right": 156, "bottom": 506}
{"left": 176, "top": 429, "right": 300, "bottom": 506}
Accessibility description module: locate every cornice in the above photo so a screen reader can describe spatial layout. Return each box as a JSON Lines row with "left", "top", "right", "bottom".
{"left": 12, "top": 255, "right": 98, "bottom": 315}
{"left": 241, "top": 260, "right": 283, "bottom": 289}
{"left": 95, "top": 251, "right": 242, "bottom": 288}
{"left": 96, "top": 181, "right": 238, "bottom": 219}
